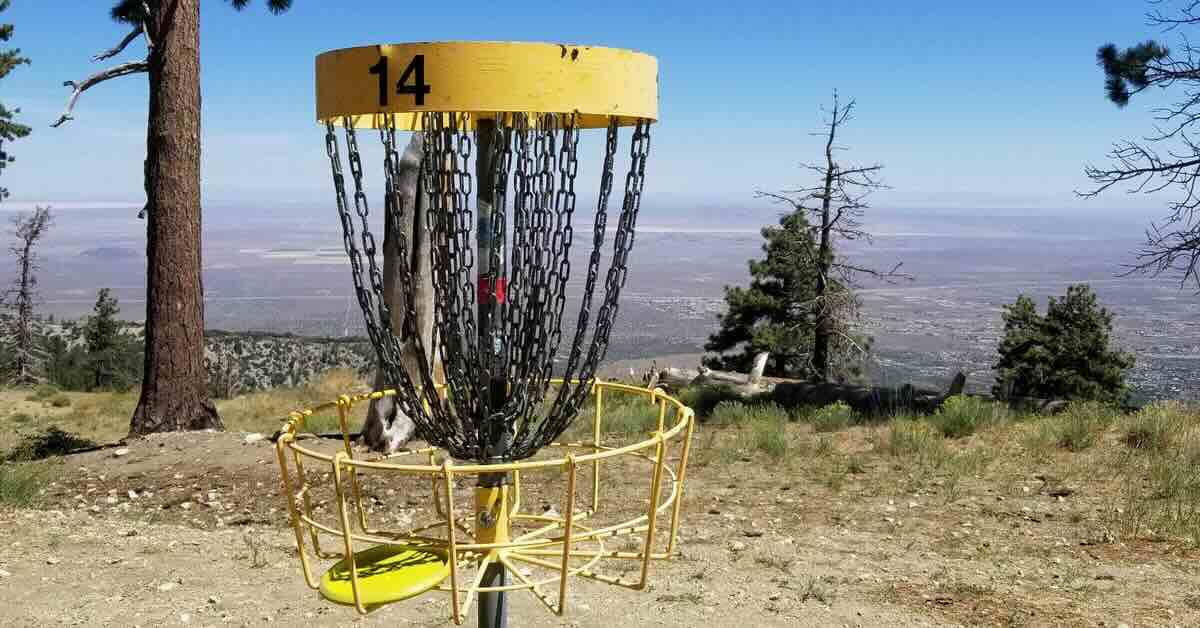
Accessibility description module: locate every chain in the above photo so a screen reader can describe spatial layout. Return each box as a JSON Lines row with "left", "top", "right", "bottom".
{"left": 328, "top": 113, "right": 651, "bottom": 462}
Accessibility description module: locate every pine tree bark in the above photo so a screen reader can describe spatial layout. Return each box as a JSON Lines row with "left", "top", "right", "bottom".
{"left": 129, "top": 0, "right": 220, "bottom": 435}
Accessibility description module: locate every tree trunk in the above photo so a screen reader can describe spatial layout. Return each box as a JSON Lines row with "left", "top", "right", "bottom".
{"left": 812, "top": 102, "right": 838, "bottom": 383}
{"left": 361, "top": 134, "right": 438, "bottom": 453}
{"left": 129, "top": 0, "right": 220, "bottom": 435}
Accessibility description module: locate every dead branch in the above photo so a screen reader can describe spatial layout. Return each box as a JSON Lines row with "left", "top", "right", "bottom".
{"left": 51, "top": 61, "right": 148, "bottom": 128}
{"left": 92, "top": 26, "right": 142, "bottom": 62}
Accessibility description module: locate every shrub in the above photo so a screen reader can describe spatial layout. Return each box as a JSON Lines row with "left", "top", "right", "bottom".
{"left": 929, "top": 395, "right": 1006, "bottom": 438}
{"left": 6, "top": 427, "right": 97, "bottom": 461}
{"left": 0, "top": 463, "right": 44, "bottom": 506}
{"left": 808, "top": 401, "right": 856, "bottom": 433}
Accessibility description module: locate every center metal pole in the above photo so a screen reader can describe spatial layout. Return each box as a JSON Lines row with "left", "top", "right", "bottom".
{"left": 475, "top": 117, "right": 509, "bottom": 628}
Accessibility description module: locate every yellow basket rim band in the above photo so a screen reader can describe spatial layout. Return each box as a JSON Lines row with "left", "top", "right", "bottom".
{"left": 315, "top": 41, "right": 658, "bottom": 130}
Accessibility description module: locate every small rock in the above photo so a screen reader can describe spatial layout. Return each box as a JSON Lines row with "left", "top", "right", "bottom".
{"left": 207, "top": 596, "right": 220, "bottom": 605}
{"left": 127, "top": 490, "right": 139, "bottom": 500}
{"left": 45, "top": 557, "right": 59, "bottom": 565}
{"left": 113, "top": 448, "right": 130, "bottom": 458}
{"left": 243, "top": 433, "right": 266, "bottom": 445}
{"left": 729, "top": 541, "right": 747, "bottom": 552}
{"left": 743, "top": 530, "right": 764, "bottom": 538}
{"left": 0, "top": 568, "right": 10, "bottom": 577}
{"left": 180, "top": 612, "right": 191, "bottom": 624}
{"left": 105, "top": 496, "right": 119, "bottom": 505}
{"left": 158, "top": 582, "right": 178, "bottom": 592}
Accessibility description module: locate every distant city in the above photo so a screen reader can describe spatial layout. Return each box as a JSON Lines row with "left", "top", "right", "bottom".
{"left": 20, "top": 202, "right": 1199, "bottom": 402}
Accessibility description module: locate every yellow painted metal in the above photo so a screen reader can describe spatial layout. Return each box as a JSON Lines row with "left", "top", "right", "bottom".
{"left": 315, "top": 41, "right": 658, "bottom": 129}
{"left": 474, "top": 485, "right": 511, "bottom": 547}
{"left": 320, "top": 545, "right": 451, "bottom": 607}
{"left": 272, "top": 380, "right": 694, "bottom": 624}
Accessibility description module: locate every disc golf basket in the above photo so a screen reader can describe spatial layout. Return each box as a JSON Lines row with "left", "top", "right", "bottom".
{"left": 273, "top": 42, "right": 696, "bottom": 626}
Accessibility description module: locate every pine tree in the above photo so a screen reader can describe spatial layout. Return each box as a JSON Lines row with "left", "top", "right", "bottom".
{"left": 993, "top": 285, "right": 1135, "bottom": 404}
{"left": 85, "top": 289, "right": 125, "bottom": 390}
{"left": 754, "top": 91, "right": 904, "bottom": 381}
{"left": 704, "top": 211, "right": 868, "bottom": 380}
{"left": 53, "top": 1, "right": 292, "bottom": 434}
{"left": 0, "top": 0, "right": 30, "bottom": 201}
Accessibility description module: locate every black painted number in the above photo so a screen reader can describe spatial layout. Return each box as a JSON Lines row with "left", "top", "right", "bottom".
{"left": 367, "top": 55, "right": 431, "bottom": 107}
{"left": 396, "top": 55, "right": 431, "bottom": 105}
{"left": 368, "top": 56, "right": 388, "bottom": 106}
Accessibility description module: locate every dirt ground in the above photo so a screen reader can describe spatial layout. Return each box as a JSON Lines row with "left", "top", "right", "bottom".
{"left": 2, "top": 415, "right": 1198, "bottom": 628}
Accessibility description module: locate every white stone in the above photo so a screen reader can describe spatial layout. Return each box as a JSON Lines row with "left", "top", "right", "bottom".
{"left": 243, "top": 433, "right": 265, "bottom": 445}
{"left": 113, "top": 448, "right": 130, "bottom": 458}
{"left": 158, "top": 582, "right": 178, "bottom": 592}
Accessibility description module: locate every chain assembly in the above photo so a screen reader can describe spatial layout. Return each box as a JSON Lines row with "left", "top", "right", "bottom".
{"left": 326, "top": 113, "right": 652, "bottom": 462}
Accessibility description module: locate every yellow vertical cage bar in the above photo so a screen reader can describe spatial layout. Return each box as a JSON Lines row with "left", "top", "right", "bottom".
{"left": 591, "top": 380, "right": 603, "bottom": 512}
{"left": 336, "top": 395, "right": 369, "bottom": 532}
{"left": 557, "top": 455, "right": 578, "bottom": 614}
{"left": 288, "top": 411, "right": 326, "bottom": 558}
{"left": 442, "top": 461, "right": 463, "bottom": 625}
{"left": 654, "top": 387, "right": 667, "bottom": 432}
{"left": 638, "top": 433, "right": 668, "bottom": 589}
{"left": 331, "top": 452, "right": 366, "bottom": 614}
{"left": 275, "top": 431, "right": 318, "bottom": 589}
{"left": 666, "top": 409, "right": 695, "bottom": 555}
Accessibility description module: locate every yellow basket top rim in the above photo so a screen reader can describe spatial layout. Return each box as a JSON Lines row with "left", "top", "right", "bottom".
{"left": 315, "top": 41, "right": 659, "bottom": 130}
{"left": 315, "top": 40, "right": 657, "bottom": 62}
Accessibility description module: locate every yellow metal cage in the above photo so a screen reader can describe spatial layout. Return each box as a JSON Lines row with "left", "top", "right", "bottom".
{"left": 274, "top": 380, "right": 695, "bottom": 624}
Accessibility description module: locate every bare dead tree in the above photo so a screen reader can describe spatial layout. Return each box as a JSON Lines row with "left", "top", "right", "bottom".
{"left": 757, "top": 91, "right": 908, "bottom": 382}
{"left": 0, "top": 206, "right": 52, "bottom": 385}
{"left": 1082, "top": 1, "right": 1200, "bottom": 289}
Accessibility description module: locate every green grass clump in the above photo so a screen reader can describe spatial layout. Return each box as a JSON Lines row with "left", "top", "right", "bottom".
{"left": 26, "top": 384, "right": 61, "bottom": 402}
{"left": 0, "top": 462, "right": 45, "bottom": 507}
{"left": 928, "top": 395, "right": 1006, "bottom": 438}
{"left": 879, "top": 418, "right": 946, "bottom": 465}
{"left": 6, "top": 427, "right": 97, "bottom": 461}
{"left": 1122, "top": 401, "right": 1193, "bottom": 451}
{"left": 48, "top": 394, "right": 72, "bottom": 408}
{"left": 807, "top": 401, "right": 856, "bottom": 433}
{"left": 1041, "top": 401, "right": 1121, "bottom": 452}
{"left": 599, "top": 401, "right": 662, "bottom": 435}
{"left": 709, "top": 400, "right": 790, "bottom": 426}
{"left": 737, "top": 413, "right": 789, "bottom": 459}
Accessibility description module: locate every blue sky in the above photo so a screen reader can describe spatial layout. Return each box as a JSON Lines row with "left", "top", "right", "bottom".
{"left": 0, "top": 0, "right": 1184, "bottom": 220}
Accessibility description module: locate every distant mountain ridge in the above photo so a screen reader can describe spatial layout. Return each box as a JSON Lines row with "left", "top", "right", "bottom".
{"left": 44, "top": 321, "right": 374, "bottom": 397}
